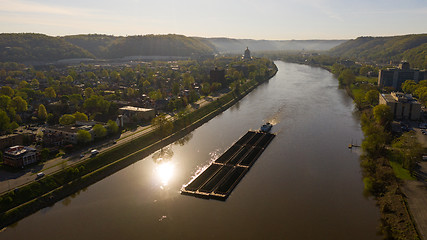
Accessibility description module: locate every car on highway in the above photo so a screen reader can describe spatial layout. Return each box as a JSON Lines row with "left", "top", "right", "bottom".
{"left": 36, "top": 172, "right": 45, "bottom": 179}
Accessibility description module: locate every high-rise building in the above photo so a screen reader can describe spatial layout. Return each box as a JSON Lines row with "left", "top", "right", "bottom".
{"left": 378, "top": 62, "right": 426, "bottom": 90}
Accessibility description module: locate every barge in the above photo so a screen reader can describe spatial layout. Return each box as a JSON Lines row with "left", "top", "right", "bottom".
{"left": 181, "top": 129, "right": 275, "bottom": 201}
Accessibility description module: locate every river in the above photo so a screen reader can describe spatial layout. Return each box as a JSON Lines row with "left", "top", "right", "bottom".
{"left": 0, "top": 62, "right": 380, "bottom": 239}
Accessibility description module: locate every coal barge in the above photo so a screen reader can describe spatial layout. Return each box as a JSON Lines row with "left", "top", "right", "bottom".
{"left": 181, "top": 127, "right": 276, "bottom": 201}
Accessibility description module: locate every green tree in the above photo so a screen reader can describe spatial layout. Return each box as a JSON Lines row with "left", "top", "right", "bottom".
{"left": 73, "top": 111, "right": 88, "bottom": 122}
{"left": 0, "top": 95, "right": 11, "bottom": 110}
{"left": 77, "top": 129, "right": 92, "bottom": 143}
{"left": 84, "top": 87, "right": 94, "bottom": 98}
{"left": 364, "top": 90, "right": 379, "bottom": 106}
{"left": 40, "top": 148, "right": 49, "bottom": 161}
{"left": 59, "top": 114, "right": 76, "bottom": 125}
{"left": 11, "top": 96, "right": 27, "bottom": 112}
{"left": 18, "top": 80, "right": 29, "bottom": 89}
{"left": 107, "top": 120, "right": 119, "bottom": 134}
{"left": 392, "top": 132, "right": 423, "bottom": 170}
{"left": 0, "top": 86, "right": 14, "bottom": 97}
{"left": 92, "top": 124, "right": 107, "bottom": 138}
{"left": 151, "top": 114, "right": 173, "bottom": 138}
{"left": 31, "top": 78, "right": 39, "bottom": 89}
{"left": 201, "top": 82, "right": 211, "bottom": 96}
{"left": 338, "top": 69, "right": 355, "bottom": 86}
{"left": 83, "top": 95, "right": 110, "bottom": 114}
{"left": 373, "top": 104, "right": 393, "bottom": 127}
{"left": 401, "top": 80, "right": 417, "bottom": 94}
{"left": 172, "top": 82, "right": 180, "bottom": 96}
{"left": 9, "top": 121, "right": 19, "bottom": 130}
{"left": 44, "top": 87, "right": 56, "bottom": 98}
{"left": 38, "top": 104, "right": 48, "bottom": 121}
{"left": 0, "top": 109, "right": 10, "bottom": 132}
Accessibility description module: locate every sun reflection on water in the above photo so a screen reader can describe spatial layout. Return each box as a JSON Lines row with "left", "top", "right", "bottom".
{"left": 155, "top": 160, "right": 175, "bottom": 187}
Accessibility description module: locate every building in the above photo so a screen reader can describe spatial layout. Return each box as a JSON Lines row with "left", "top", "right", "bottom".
{"left": 118, "top": 106, "right": 155, "bottom": 123}
{"left": 209, "top": 67, "right": 226, "bottom": 85}
{"left": 242, "top": 47, "right": 252, "bottom": 60}
{"left": 3, "top": 145, "right": 39, "bottom": 168}
{"left": 379, "top": 92, "right": 421, "bottom": 120}
{"left": 44, "top": 124, "right": 95, "bottom": 145}
{"left": 0, "top": 134, "right": 24, "bottom": 150}
{"left": 378, "top": 62, "right": 426, "bottom": 90}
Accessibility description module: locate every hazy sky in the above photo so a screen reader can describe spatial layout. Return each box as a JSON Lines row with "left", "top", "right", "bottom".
{"left": 0, "top": 0, "right": 426, "bottom": 40}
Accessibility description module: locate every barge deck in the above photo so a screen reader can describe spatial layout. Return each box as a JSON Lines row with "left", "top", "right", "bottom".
{"left": 181, "top": 131, "right": 275, "bottom": 200}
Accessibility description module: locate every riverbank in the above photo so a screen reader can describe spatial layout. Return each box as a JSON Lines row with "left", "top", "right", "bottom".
{"left": 0, "top": 66, "right": 277, "bottom": 229}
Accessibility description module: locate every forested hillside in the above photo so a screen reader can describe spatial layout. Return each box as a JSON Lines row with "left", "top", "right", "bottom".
{"left": 0, "top": 33, "right": 215, "bottom": 62}
{"left": 0, "top": 33, "right": 94, "bottom": 62}
{"left": 106, "top": 34, "right": 214, "bottom": 58}
{"left": 62, "top": 34, "right": 118, "bottom": 58}
{"left": 328, "top": 34, "right": 427, "bottom": 68}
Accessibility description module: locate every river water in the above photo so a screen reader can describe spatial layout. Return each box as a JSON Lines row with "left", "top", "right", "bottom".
{"left": 1, "top": 62, "right": 380, "bottom": 240}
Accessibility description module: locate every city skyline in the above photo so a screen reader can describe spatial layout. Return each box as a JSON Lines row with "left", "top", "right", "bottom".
{"left": 0, "top": 0, "right": 427, "bottom": 40}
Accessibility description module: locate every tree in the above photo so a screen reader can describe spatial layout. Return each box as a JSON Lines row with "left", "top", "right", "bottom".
{"left": 364, "top": 90, "right": 379, "bottom": 106}
{"left": 151, "top": 114, "right": 173, "bottom": 138}
{"left": 59, "top": 114, "right": 76, "bottom": 125}
{"left": 392, "top": 132, "right": 423, "bottom": 170}
{"left": 73, "top": 111, "right": 88, "bottom": 122}
{"left": 107, "top": 120, "right": 119, "bottom": 134}
{"left": 0, "top": 109, "right": 10, "bottom": 133}
{"left": 338, "top": 69, "right": 355, "bottom": 86}
{"left": 83, "top": 95, "right": 110, "bottom": 114}
{"left": 0, "top": 86, "right": 14, "bottom": 97}
{"left": 40, "top": 148, "right": 49, "bottom": 161}
{"left": 38, "top": 104, "right": 48, "bottom": 121}
{"left": 31, "top": 79, "right": 39, "bottom": 89}
{"left": 11, "top": 96, "right": 27, "bottom": 112}
{"left": 92, "top": 124, "right": 107, "bottom": 138}
{"left": 77, "top": 129, "right": 92, "bottom": 143}
{"left": 0, "top": 95, "right": 11, "bottom": 109}
{"left": 373, "top": 104, "right": 393, "bottom": 127}
{"left": 201, "top": 82, "right": 211, "bottom": 96}
{"left": 84, "top": 87, "right": 94, "bottom": 98}
{"left": 401, "top": 80, "right": 417, "bottom": 94}
{"left": 44, "top": 87, "right": 56, "bottom": 98}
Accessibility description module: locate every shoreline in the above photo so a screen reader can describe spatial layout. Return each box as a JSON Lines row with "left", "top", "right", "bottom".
{"left": 0, "top": 67, "right": 277, "bottom": 229}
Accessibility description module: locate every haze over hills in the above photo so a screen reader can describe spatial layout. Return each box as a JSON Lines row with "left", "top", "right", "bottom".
{"left": 328, "top": 34, "right": 427, "bottom": 68}
{"left": 201, "top": 38, "right": 347, "bottom": 53}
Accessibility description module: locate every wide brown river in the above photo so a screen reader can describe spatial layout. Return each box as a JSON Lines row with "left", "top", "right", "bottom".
{"left": 1, "top": 62, "right": 380, "bottom": 239}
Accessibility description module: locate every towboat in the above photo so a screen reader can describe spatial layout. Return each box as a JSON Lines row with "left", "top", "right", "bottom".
{"left": 260, "top": 122, "right": 272, "bottom": 132}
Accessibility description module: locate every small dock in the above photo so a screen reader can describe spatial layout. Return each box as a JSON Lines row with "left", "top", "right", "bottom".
{"left": 181, "top": 131, "right": 275, "bottom": 201}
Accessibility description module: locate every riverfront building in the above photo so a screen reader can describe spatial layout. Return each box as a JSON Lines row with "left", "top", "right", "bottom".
{"left": 378, "top": 62, "right": 426, "bottom": 90}
{"left": 118, "top": 106, "right": 155, "bottom": 123}
{"left": 379, "top": 92, "right": 421, "bottom": 120}
{"left": 3, "top": 145, "right": 39, "bottom": 168}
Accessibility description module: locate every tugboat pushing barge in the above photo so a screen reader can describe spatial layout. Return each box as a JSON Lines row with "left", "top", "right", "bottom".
{"left": 260, "top": 122, "right": 272, "bottom": 132}
{"left": 181, "top": 124, "right": 276, "bottom": 200}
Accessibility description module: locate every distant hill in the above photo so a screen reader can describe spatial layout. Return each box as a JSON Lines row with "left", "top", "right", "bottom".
{"left": 200, "top": 38, "right": 346, "bottom": 53}
{"left": 64, "top": 34, "right": 214, "bottom": 58}
{"left": 0, "top": 33, "right": 94, "bottom": 63}
{"left": 106, "top": 34, "right": 214, "bottom": 58}
{"left": 328, "top": 34, "right": 427, "bottom": 68}
{"left": 62, "top": 34, "right": 118, "bottom": 58}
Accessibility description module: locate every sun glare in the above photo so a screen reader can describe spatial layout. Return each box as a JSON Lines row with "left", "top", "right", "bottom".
{"left": 156, "top": 161, "right": 175, "bottom": 187}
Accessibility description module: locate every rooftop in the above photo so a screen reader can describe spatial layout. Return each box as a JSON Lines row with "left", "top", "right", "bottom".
{"left": 119, "top": 106, "right": 154, "bottom": 112}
